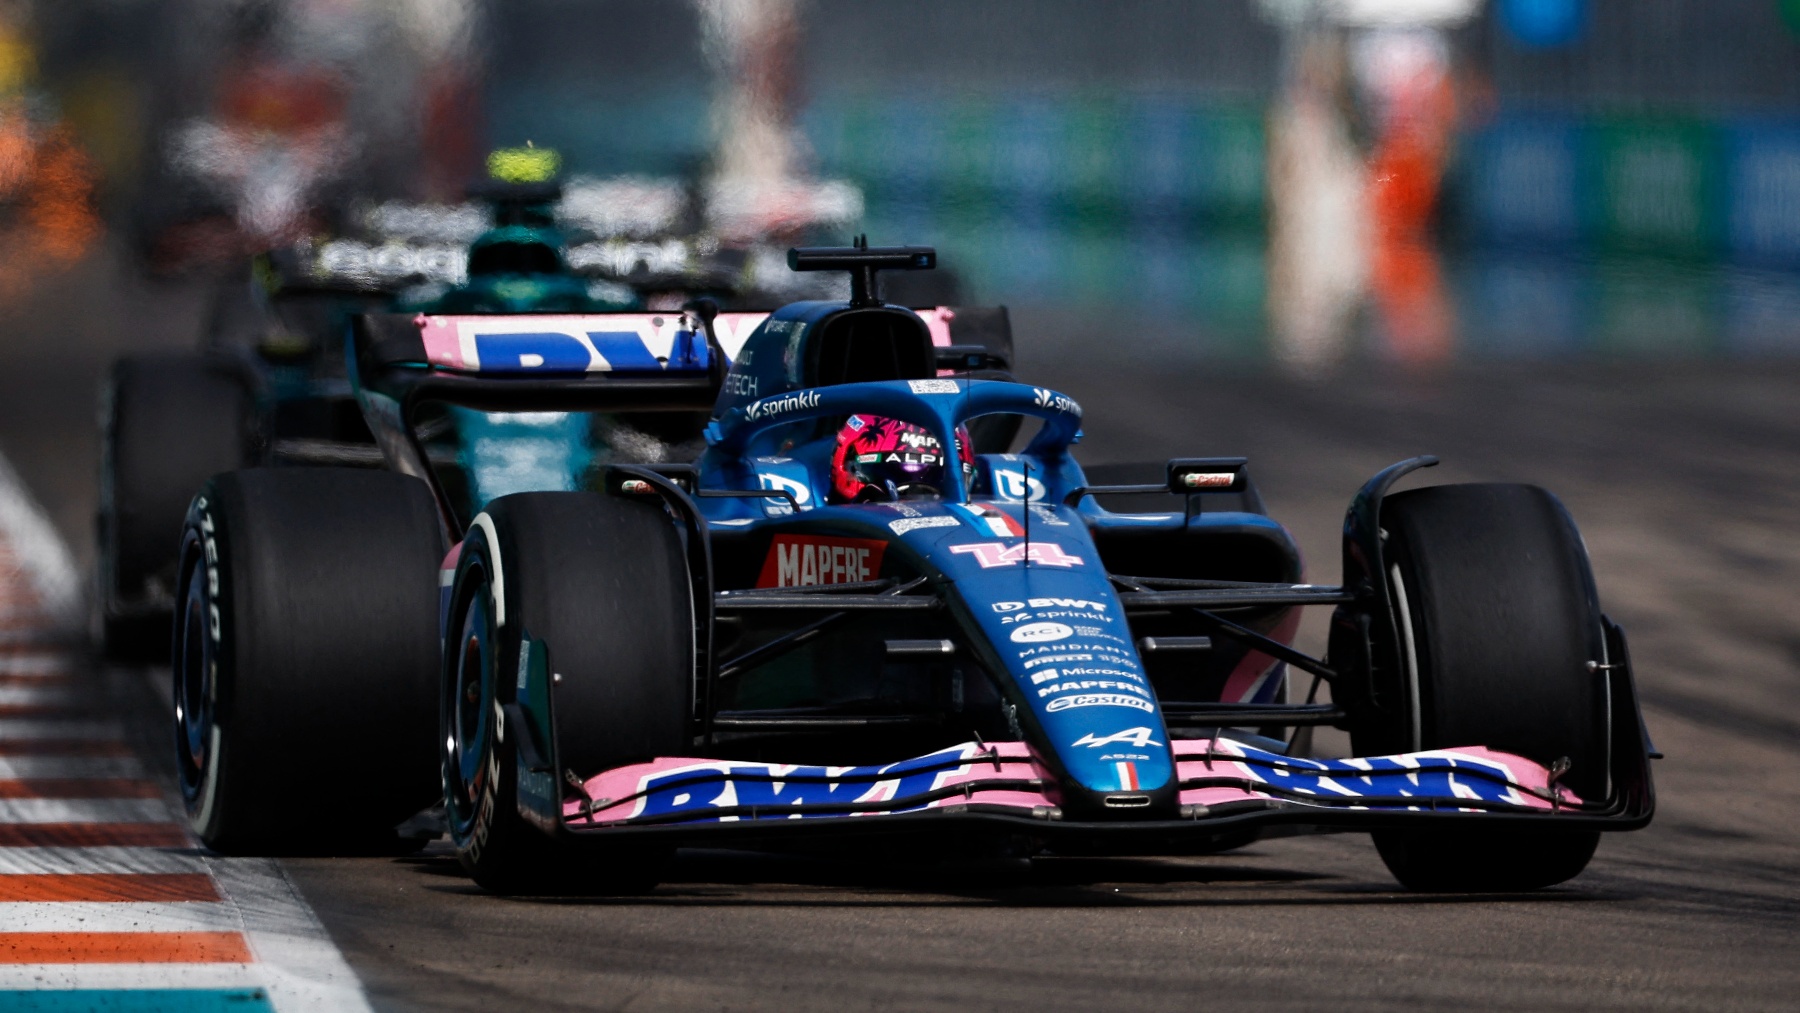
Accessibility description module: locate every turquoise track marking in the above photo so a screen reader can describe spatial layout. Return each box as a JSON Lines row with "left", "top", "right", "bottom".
{"left": 0, "top": 990, "right": 273, "bottom": 1012}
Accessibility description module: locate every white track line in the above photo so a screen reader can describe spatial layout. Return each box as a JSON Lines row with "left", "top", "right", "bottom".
{"left": 0, "top": 756, "right": 145, "bottom": 778}
{"left": 0, "top": 656, "right": 75, "bottom": 676}
{"left": 0, "top": 799, "right": 173, "bottom": 824}
{"left": 0, "top": 901, "right": 243, "bottom": 932}
{"left": 0, "top": 449, "right": 78, "bottom": 628}
{"left": 0, "top": 847, "right": 208, "bottom": 875}
{"left": 0, "top": 685, "right": 86, "bottom": 705}
{"left": 0, "top": 719, "right": 125, "bottom": 739}
{"left": 0, "top": 964, "right": 264, "bottom": 989}
{"left": 208, "top": 857, "right": 376, "bottom": 1013}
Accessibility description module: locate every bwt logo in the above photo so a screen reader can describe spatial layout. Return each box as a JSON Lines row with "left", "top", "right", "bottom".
{"left": 745, "top": 390, "right": 821, "bottom": 420}
{"left": 993, "top": 598, "right": 1107, "bottom": 613}
{"left": 1032, "top": 388, "right": 1080, "bottom": 415}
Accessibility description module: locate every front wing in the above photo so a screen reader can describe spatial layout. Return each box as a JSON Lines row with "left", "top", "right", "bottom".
{"left": 557, "top": 741, "right": 1650, "bottom": 846}
{"left": 538, "top": 641, "right": 1654, "bottom": 846}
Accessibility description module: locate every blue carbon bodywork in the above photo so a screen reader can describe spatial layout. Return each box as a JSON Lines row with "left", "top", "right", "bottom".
{"left": 692, "top": 378, "right": 1178, "bottom": 798}
{"left": 929, "top": 510, "right": 1171, "bottom": 793}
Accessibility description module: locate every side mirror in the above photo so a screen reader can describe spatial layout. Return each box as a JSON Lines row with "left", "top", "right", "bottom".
{"left": 934, "top": 345, "right": 1009, "bottom": 372}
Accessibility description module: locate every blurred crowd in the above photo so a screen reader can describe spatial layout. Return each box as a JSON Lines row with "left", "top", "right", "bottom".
{"left": 5, "top": 0, "right": 1800, "bottom": 364}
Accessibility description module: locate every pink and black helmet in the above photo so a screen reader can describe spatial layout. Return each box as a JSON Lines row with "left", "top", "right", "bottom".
{"left": 830, "top": 415, "right": 975, "bottom": 503}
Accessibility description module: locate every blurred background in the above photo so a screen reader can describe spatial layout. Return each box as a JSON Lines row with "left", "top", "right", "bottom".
{"left": 5, "top": 0, "right": 1800, "bottom": 556}
{"left": 12, "top": 0, "right": 1800, "bottom": 360}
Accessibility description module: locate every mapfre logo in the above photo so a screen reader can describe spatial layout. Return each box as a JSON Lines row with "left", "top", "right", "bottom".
{"left": 756, "top": 534, "right": 887, "bottom": 588}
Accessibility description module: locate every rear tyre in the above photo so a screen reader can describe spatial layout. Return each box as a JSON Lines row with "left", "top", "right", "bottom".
{"left": 444, "top": 492, "right": 692, "bottom": 894}
{"left": 174, "top": 468, "right": 441, "bottom": 853}
{"left": 100, "top": 354, "right": 257, "bottom": 662}
{"left": 1362, "top": 483, "right": 1607, "bottom": 891}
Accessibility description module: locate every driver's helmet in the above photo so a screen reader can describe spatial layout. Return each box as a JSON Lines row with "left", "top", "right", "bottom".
{"left": 830, "top": 415, "right": 975, "bottom": 503}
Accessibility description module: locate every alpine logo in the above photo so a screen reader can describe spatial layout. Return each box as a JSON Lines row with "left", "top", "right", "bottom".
{"left": 1073, "top": 727, "right": 1163, "bottom": 749}
{"left": 949, "top": 542, "right": 1085, "bottom": 569}
{"left": 744, "top": 389, "right": 821, "bottom": 420}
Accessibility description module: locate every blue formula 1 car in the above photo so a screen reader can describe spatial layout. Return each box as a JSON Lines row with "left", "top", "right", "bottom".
{"left": 172, "top": 244, "right": 1653, "bottom": 893}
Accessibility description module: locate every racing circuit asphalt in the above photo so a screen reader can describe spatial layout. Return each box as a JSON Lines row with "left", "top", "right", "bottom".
{"left": 4, "top": 255, "right": 1798, "bottom": 1011}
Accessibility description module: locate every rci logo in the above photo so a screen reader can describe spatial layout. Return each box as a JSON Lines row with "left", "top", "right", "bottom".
{"left": 1010, "top": 622, "right": 1073, "bottom": 644}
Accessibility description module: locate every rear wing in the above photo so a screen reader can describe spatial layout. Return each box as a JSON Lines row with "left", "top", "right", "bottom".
{"left": 351, "top": 309, "right": 767, "bottom": 414}
{"left": 352, "top": 305, "right": 988, "bottom": 409}
{"left": 348, "top": 304, "right": 1009, "bottom": 539}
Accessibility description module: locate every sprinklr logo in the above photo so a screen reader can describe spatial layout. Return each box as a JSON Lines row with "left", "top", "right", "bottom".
{"left": 1032, "top": 388, "right": 1080, "bottom": 415}
{"left": 745, "top": 390, "right": 821, "bottom": 420}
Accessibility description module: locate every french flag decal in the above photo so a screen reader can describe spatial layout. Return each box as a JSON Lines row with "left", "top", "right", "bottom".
{"left": 1116, "top": 761, "right": 1140, "bottom": 791}
{"left": 952, "top": 503, "right": 1025, "bottom": 538}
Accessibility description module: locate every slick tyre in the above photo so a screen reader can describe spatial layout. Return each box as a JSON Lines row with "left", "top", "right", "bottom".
{"left": 1363, "top": 483, "right": 1607, "bottom": 892}
{"left": 100, "top": 354, "right": 257, "bottom": 662}
{"left": 444, "top": 492, "right": 692, "bottom": 894}
{"left": 174, "top": 468, "right": 441, "bottom": 853}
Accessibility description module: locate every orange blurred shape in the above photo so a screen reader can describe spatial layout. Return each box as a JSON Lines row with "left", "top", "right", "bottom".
{"left": 1372, "top": 236, "right": 1453, "bottom": 364}
{"left": 0, "top": 874, "right": 220, "bottom": 902}
{"left": 0, "top": 122, "right": 102, "bottom": 301}
{"left": 0, "top": 113, "right": 31, "bottom": 195}
{"left": 1365, "top": 73, "right": 1457, "bottom": 365}
{"left": 0, "top": 932, "right": 251, "bottom": 963}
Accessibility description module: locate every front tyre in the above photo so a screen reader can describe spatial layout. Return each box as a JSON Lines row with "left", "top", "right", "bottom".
{"left": 444, "top": 492, "right": 693, "bottom": 894}
{"left": 1361, "top": 483, "right": 1608, "bottom": 892}
{"left": 174, "top": 468, "right": 441, "bottom": 853}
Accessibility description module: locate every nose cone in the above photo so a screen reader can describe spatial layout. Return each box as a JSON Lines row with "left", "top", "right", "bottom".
{"left": 908, "top": 501, "right": 1176, "bottom": 806}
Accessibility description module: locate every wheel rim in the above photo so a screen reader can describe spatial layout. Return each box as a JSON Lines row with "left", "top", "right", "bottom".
{"left": 174, "top": 551, "right": 214, "bottom": 808}
{"left": 445, "top": 575, "right": 495, "bottom": 839}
